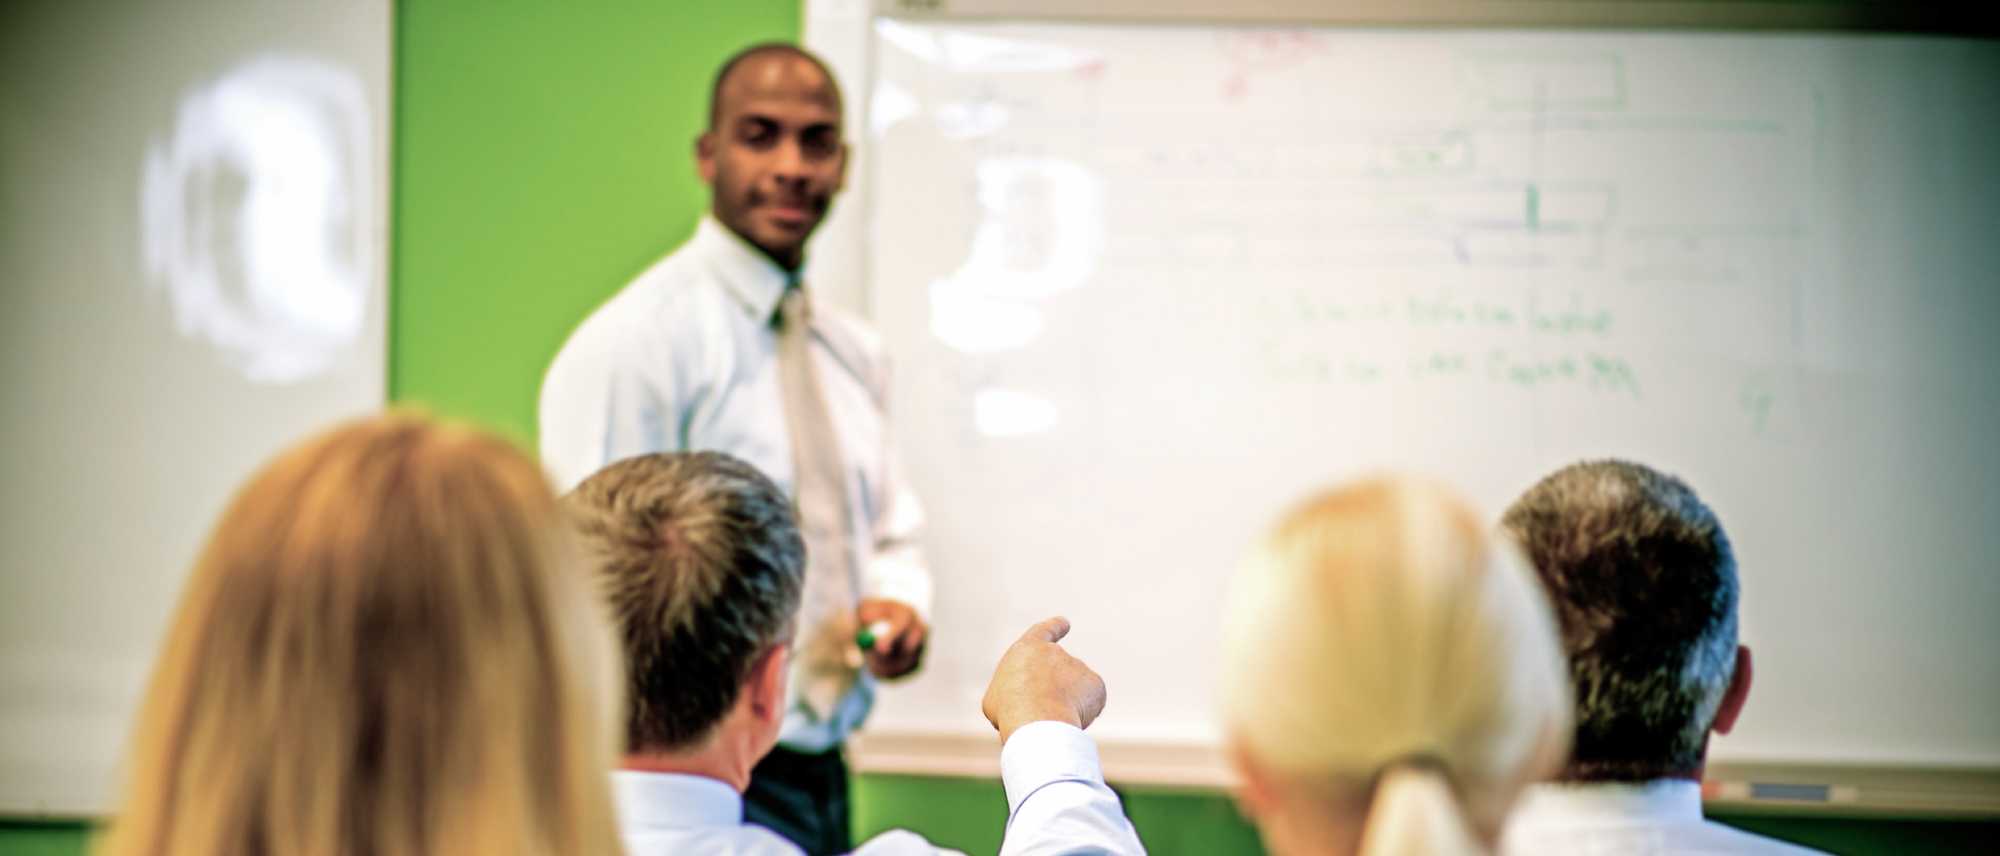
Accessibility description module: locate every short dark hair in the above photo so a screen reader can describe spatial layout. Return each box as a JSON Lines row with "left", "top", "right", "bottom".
{"left": 563, "top": 452, "right": 804, "bottom": 753}
{"left": 1501, "top": 459, "right": 1738, "bottom": 782}
{"left": 707, "top": 42, "right": 841, "bottom": 128}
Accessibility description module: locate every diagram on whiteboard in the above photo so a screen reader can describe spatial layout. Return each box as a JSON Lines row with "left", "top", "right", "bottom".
{"left": 871, "top": 21, "right": 1817, "bottom": 454}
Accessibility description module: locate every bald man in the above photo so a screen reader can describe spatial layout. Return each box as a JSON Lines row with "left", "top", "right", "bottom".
{"left": 540, "top": 44, "right": 931, "bottom": 853}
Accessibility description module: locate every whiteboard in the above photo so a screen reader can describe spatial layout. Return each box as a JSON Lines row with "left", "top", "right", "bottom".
{"left": 0, "top": 0, "right": 390, "bottom": 815}
{"left": 854, "top": 21, "right": 2000, "bottom": 774}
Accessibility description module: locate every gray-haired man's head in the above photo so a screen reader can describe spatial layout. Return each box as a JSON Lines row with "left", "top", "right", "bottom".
{"left": 1501, "top": 459, "right": 1746, "bottom": 782}
{"left": 562, "top": 451, "right": 805, "bottom": 754}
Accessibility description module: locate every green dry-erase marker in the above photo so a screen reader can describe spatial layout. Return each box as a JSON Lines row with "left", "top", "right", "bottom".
{"left": 855, "top": 620, "right": 893, "bottom": 651}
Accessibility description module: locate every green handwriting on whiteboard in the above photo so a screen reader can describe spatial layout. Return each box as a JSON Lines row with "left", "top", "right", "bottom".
{"left": 1529, "top": 295, "right": 1614, "bottom": 335}
{"left": 1739, "top": 381, "right": 1775, "bottom": 433}
{"left": 1407, "top": 295, "right": 1518, "bottom": 327}
{"left": 1264, "top": 347, "right": 1641, "bottom": 397}
{"left": 1277, "top": 291, "right": 1613, "bottom": 336}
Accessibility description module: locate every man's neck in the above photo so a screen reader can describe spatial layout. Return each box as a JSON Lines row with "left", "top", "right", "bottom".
{"left": 621, "top": 741, "right": 755, "bottom": 793}
{"left": 1559, "top": 761, "right": 1703, "bottom": 785}
{"left": 712, "top": 217, "right": 805, "bottom": 273}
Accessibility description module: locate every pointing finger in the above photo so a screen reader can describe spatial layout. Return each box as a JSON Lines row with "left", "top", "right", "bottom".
{"left": 1021, "top": 616, "right": 1071, "bottom": 645}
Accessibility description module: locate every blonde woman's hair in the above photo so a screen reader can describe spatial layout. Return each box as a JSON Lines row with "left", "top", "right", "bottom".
{"left": 99, "top": 413, "right": 623, "bottom": 856}
{"left": 1221, "top": 477, "right": 1571, "bottom": 855}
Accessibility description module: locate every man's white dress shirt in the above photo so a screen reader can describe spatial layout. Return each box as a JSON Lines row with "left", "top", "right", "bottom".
{"left": 541, "top": 217, "right": 930, "bottom": 751}
{"left": 613, "top": 722, "right": 1145, "bottom": 856}
{"left": 1502, "top": 780, "right": 1829, "bottom": 855}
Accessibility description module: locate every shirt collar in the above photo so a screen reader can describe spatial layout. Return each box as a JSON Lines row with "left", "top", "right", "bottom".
{"left": 1513, "top": 779, "right": 1705, "bottom": 825}
{"left": 694, "top": 215, "right": 796, "bottom": 324}
{"left": 612, "top": 769, "right": 743, "bottom": 831}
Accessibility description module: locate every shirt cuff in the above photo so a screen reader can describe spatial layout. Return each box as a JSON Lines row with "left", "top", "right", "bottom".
{"left": 862, "top": 564, "right": 933, "bottom": 621}
{"left": 999, "top": 720, "right": 1105, "bottom": 816}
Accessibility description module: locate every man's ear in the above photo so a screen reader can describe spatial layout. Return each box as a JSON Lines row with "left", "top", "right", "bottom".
{"left": 1712, "top": 645, "right": 1754, "bottom": 736}
{"left": 747, "top": 642, "right": 790, "bottom": 725}
{"left": 696, "top": 131, "right": 718, "bottom": 185}
{"left": 1525, "top": 714, "right": 1571, "bottom": 784}
{"left": 834, "top": 140, "right": 850, "bottom": 193}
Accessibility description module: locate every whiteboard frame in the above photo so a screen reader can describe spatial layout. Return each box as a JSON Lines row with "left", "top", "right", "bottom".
{"left": 869, "top": 0, "right": 1989, "bottom": 34}
{"left": 851, "top": 731, "right": 2000, "bottom": 819}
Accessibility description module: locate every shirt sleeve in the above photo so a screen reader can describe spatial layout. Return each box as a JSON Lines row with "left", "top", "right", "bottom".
{"left": 848, "top": 829, "right": 968, "bottom": 856}
{"left": 997, "top": 722, "right": 1147, "bottom": 856}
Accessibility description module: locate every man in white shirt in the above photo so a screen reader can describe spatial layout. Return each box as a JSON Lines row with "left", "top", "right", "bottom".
{"left": 1499, "top": 460, "right": 1826, "bottom": 855}
{"left": 540, "top": 43, "right": 927, "bottom": 853}
{"left": 562, "top": 452, "right": 1144, "bottom": 856}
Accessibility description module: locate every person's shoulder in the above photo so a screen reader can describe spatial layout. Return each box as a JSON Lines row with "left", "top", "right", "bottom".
{"left": 605, "top": 243, "right": 736, "bottom": 331}
{"left": 850, "top": 828, "right": 966, "bottom": 856}
{"left": 1504, "top": 816, "right": 1828, "bottom": 856}
{"left": 736, "top": 823, "right": 813, "bottom": 856}
{"left": 1700, "top": 818, "right": 1833, "bottom": 855}
{"left": 1502, "top": 781, "right": 1834, "bottom": 856}
{"left": 550, "top": 244, "right": 729, "bottom": 361}
{"left": 619, "top": 823, "right": 806, "bottom": 856}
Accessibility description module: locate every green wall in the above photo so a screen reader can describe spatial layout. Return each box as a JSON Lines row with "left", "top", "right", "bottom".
{"left": 3, "top": 3, "right": 1995, "bottom": 855}
{"left": 0, "top": 821, "right": 91, "bottom": 856}
{"left": 390, "top": 0, "right": 799, "bottom": 444}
